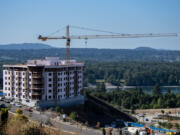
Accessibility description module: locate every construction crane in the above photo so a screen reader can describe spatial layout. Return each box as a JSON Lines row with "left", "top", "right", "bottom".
{"left": 38, "top": 25, "right": 178, "bottom": 62}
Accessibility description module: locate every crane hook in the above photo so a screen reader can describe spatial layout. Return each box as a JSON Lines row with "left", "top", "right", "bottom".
{"left": 85, "top": 38, "right": 88, "bottom": 48}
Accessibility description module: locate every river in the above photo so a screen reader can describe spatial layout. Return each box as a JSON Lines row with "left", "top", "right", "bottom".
{"left": 106, "top": 86, "right": 180, "bottom": 94}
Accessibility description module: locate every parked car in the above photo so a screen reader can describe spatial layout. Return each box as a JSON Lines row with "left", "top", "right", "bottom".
{"left": 0, "top": 97, "right": 4, "bottom": 101}
{"left": 15, "top": 104, "right": 22, "bottom": 108}
{"left": 4, "top": 99, "right": 10, "bottom": 103}
{"left": 25, "top": 107, "right": 33, "bottom": 112}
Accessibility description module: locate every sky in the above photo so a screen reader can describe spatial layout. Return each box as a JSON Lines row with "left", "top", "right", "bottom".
{"left": 0, "top": 0, "right": 180, "bottom": 49}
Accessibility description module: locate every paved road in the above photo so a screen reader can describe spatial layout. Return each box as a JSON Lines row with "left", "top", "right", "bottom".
{"left": 0, "top": 101, "right": 102, "bottom": 135}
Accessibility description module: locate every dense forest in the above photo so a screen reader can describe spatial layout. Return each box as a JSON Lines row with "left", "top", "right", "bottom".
{"left": 84, "top": 62, "right": 180, "bottom": 86}
{"left": 1, "top": 47, "right": 180, "bottom": 87}
{"left": 89, "top": 84, "right": 180, "bottom": 109}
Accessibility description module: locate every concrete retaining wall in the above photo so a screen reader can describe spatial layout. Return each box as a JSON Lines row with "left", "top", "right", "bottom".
{"left": 36, "top": 95, "right": 86, "bottom": 108}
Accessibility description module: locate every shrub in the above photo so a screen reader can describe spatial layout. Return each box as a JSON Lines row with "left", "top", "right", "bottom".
{"left": 16, "top": 108, "right": 23, "bottom": 115}
{"left": 55, "top": 106, "right": 60, "bottom": 113}
{"left": 11, "top": 114, "right": 28, "bottom": 123}
{"left": 69, "top": 112, "right": 78, "bottom": 121}
{"left": 45, "top": 118, "right": 52, "bottom": 126}
{"left": 175, "top": 123, "right": 180, "bottom": 129}
{"left": 1, "top": 108, "right": 8, "bottom": 124}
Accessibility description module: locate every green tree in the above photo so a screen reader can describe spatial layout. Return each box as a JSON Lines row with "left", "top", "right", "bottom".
{"left": 161, "top": 110, "right": 165, "bottom": 115}
{"left": 175, "top": 123, "right": 180, "bottom": 130}
{"left": 152, "top": 84, "right": 161, "bottom": 96}
{"left": 100, "top": 82, "right": 106, "bottom": 92}
{"left": 167, "top": 123, "right": 173, "bottom": 130}
{"left": 61, "top": 109, "right": 64, "bottom": 114}
{"left": 1, "top": 108, "right": 8, "bottom": 124}
{"left": 135, "top": 130, "right": 139, "bottom": 135}
{"left": 55, "top": 106, "right": 60, "bottom": 113}
{"left": 16, "top": 108, "right": 23, "bottom": 115}
{"left": 69, "top": 112, "right": 78, "bottom": 121}
{"left": 45, "top": 118, "right": 52, "bottom": 126}
{"left": 131, "top": 106, "right": 135, "bottom": 114}
{"left": 102, "top": 128, "right": 106, "bottom": 135}
{"left": 119, "top": 129, "right": 122, "bottom": 135}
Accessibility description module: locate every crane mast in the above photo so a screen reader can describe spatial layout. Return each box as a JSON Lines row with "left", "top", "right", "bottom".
{"left": 66, "top": 25, "right": 70, "bottom": 63}
{"left": 38, "top": 25, "right": 178, "bottom": 62}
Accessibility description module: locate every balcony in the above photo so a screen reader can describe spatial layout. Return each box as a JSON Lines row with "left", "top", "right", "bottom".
{"left": 32, "top": 91, "right": 41, "bottom": 96}
{"left": 32, "top": 75, "right": 42, "bottom": 78}
{"left": 32, "top": 81, "right": 43, "bottom": 85}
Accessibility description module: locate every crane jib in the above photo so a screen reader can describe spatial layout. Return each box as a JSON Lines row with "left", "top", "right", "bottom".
{"left": 38, "top": 25, "right": 178, "bottom": 62}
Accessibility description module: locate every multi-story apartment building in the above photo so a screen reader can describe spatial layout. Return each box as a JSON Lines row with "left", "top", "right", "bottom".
{"left": 3, "top": 57, "right": 84, "bottom": 107}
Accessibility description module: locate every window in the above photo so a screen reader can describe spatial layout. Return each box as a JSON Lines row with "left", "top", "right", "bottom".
{"left": 48, "top": 78, "right": 52, "bottom": 82}
{"left": 48, "top": 90, "right": 52, "bottom": 93}
{"left": 48, "top": 96, "right": 51, "bottom": 99}
{"left": 48, "top": 73, "right": 52, "bottom": 76}
{"left": 48, "top": 84, "right": 52, "bottom": 87}
{"left": 58, "top": 78, "right": 62, "bottom": 81}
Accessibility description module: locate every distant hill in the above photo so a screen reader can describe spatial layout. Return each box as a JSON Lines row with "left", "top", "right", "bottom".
{"left": 135, "top": 47, "right": 156, "bottom": 51}
{"left": 0, "top": 43, "right": 179, "bottom": 62}
{"left": 0, "top": 43, "right": 53, "bottom": 50}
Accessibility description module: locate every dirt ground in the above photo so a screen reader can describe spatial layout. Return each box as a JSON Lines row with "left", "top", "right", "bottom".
{"left": 136, "top": 108, "right": 180, "bottom": 124}
{"left": 136, "top": 108, "right": 180, "bottom": 115}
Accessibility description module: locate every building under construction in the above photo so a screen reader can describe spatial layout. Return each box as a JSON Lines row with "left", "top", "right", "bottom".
{"left": 3, "top": 57, "right": 84, "bottom": 107}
